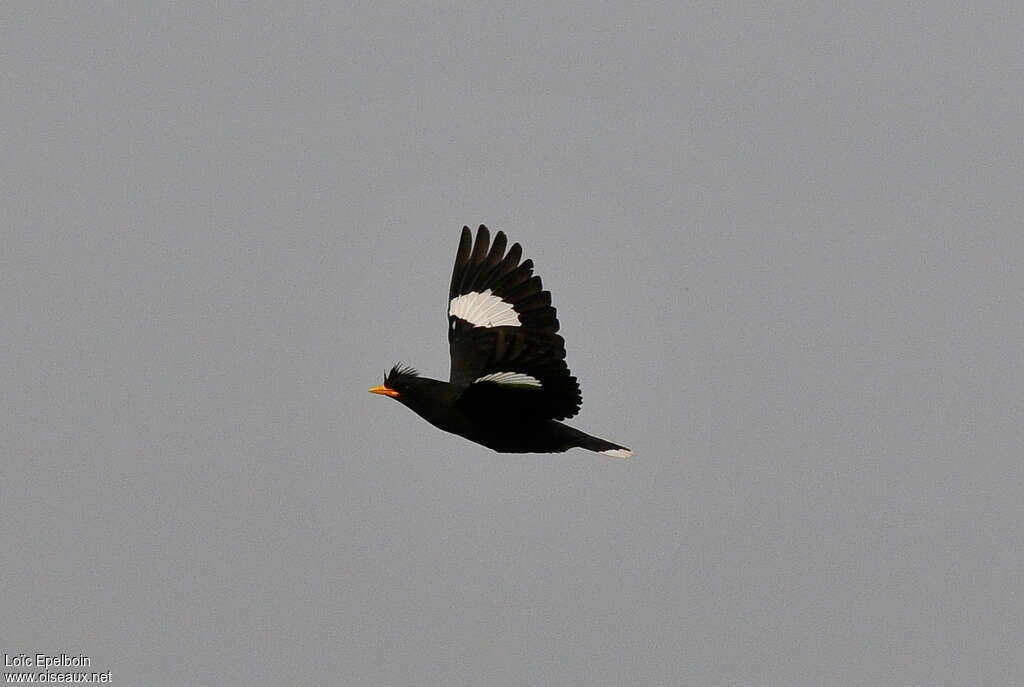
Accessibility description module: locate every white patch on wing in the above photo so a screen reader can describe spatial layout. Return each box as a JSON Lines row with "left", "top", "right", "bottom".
{"left": 473, "top": 371, "right": 543, "bottom": 388}
{"left": 601, "top": 448, "right": 634, "bottom": 458}
{"left": 449, "top": 289, "right": 521, "bottom": 327}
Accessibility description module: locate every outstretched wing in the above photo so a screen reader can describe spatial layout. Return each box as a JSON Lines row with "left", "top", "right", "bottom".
{"left": 447, "top": 225, "right": 582, "bottom": 420}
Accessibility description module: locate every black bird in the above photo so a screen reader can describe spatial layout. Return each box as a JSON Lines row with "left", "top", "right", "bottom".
{"left": 369, "top": 225, "right": 632, "bottom": 458}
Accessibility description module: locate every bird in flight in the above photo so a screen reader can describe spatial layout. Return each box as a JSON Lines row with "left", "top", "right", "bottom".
{"left": 369, "top": 225, "right": 632, "bottom": 458}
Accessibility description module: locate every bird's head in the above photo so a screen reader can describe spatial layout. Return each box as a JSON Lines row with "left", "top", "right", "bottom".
{"left": 368, "top": 364, "right": 421, "bottom": 400}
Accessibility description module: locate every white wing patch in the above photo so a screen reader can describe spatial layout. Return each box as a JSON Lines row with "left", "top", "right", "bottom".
{"left": 449, "top": 289, "right": 521, "bottom": 328}
{"left": 473, "top": 371, "right": 543, "bottom": 388}
{"left": 601, "top": 448, "right": 634, "bottom": 458}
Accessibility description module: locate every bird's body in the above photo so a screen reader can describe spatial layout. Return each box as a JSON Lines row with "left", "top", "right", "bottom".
{"left": 381, "top": 371, "right": 627, "bottom": 455}
{"left": 370, "top": 226, "right": 632, "bottom": 458}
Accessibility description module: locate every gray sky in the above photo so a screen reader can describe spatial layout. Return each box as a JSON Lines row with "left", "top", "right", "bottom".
{"left": 3, "top": 3, "right": 1022, "bottom": 685}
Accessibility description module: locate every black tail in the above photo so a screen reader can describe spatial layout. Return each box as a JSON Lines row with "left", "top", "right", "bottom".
{"left": 560, "top": 424, "right": 633, "bottom": 458}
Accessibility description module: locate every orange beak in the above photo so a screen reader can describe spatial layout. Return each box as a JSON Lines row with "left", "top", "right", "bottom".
{"left": 368, "top": 385, "right": 399, "bottom": 398}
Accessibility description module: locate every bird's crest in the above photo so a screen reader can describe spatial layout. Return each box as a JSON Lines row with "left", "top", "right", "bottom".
{"left": 384, "top": 363, "right": 420, "bottom": 387}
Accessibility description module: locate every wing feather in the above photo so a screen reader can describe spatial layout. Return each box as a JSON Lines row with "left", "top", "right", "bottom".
{"left": 447, "top": 225, "right": 581, "bottom": 420}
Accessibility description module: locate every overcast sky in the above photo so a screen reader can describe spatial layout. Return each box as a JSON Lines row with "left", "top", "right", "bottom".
{"left": 3, "top": 3, "right": 1022, "bottom": 685}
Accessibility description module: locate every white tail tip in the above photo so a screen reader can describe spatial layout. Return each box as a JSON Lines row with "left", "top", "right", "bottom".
{"left": 601, "top": 448, "right": 634, "bottom": 459}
